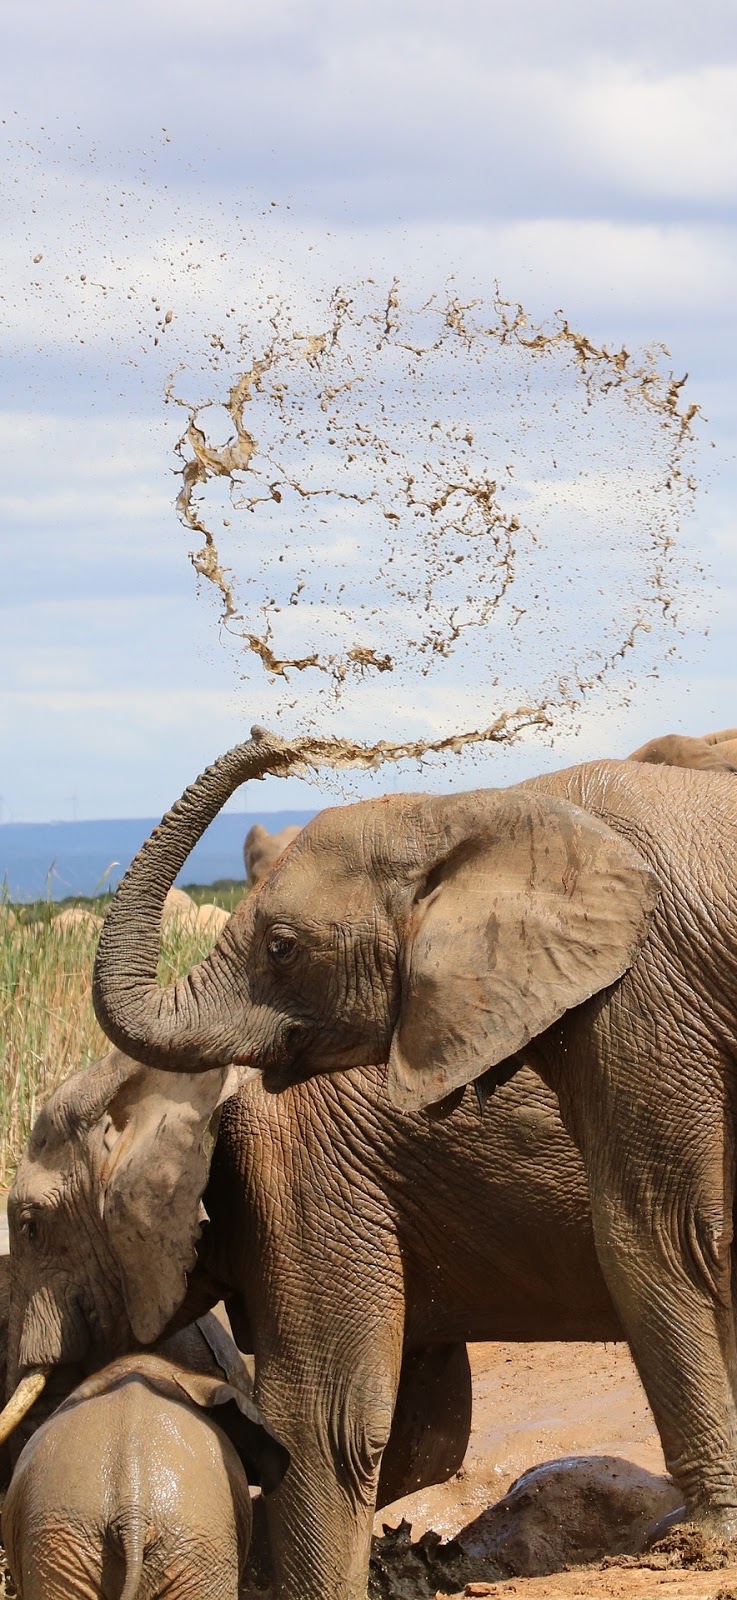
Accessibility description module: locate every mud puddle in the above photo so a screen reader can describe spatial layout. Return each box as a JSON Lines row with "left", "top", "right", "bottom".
{"left": 3, "top": 1341, "right": 733, "bottom": 1599}
{"left": 369, "top": 1342, "right": 737, "bottom": 1600}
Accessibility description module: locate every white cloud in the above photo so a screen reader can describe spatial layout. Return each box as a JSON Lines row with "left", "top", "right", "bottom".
{"left": 1, "top": 0, "right": 735, "bottom": 824}
{"left": 566, "top": 67, "right": 737, "bottom": 204}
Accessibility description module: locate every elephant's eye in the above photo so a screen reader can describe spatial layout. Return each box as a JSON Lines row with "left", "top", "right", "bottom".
{"left": 20, "top": 1211, "right": 39, "bottom": 1244}
{"left": 267, "top": 929, "right": 299, "bottom": 966}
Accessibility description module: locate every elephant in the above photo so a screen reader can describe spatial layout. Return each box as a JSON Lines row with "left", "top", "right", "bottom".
{"left": 161, "top": 888, "right": 229, "bottom": 936}
{"left": 2, "top": 1312, "right": 288, "bottom": 1600}
{"left": 244, "top": 821, "right": 303, "bottom": 885}
{"left": 627, "top": 725, "right": 737, "bottom": 771}
{"left": 1, "top": 1046, "right": 625, "bottom": 1600}
{"left": 51, "top": 906, "right": 103, "bottom": 936}
{"left": 85, "top": 729, "right": 737, "bottom": 1550}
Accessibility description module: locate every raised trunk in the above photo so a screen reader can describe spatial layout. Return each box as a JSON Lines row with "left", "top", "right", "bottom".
{"left": 92, "top": 726, "right": 298, "bottom": 1072}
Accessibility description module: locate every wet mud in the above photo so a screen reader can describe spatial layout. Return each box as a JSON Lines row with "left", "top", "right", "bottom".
{"left": 367, "top": 1342, "right": 737, "bottom": 1600}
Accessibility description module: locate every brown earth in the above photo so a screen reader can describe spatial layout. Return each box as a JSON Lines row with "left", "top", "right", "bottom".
{"left": 372, "top": 1342, "right": 737, "bottom": 1600}
{"left": 3, "top": 1339, "right": 736, "bottom": 1598}
{"left": 377, "top": 1341, "right": 668, "bottom": 1541}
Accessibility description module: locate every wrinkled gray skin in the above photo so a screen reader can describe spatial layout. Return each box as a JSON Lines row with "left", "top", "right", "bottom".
{"left": 6, "top": 1049, "right": 620, "bottom": 1600}
{"left": 628, "top": 724, "right": 737, "bottom": 771}
{"left": 244, "top": 821, "right": 303, "bottom": 885}
{"left": 89, "top": 731, "right": 737, "bottom": 1550}
{"left": 2, "top": 1313, "right": 285, "bottom": 1600}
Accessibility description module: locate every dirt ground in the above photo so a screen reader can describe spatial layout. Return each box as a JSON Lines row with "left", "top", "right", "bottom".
{"left": 3, "top": 1338, "right": 737, "bottom": 1598}
{"left": 372, "top": 1342, "right": 737, "bottom": 1600}
{"left": 378, "top": 1340, "right": 668, "bottom": 1540}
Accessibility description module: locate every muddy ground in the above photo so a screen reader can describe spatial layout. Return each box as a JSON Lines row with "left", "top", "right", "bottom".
{"left": 370, "top": 1342, "right": 737, "bottom": 1600}
{"left": 3, "top": 1339, "right": 737, "bottom": 1598}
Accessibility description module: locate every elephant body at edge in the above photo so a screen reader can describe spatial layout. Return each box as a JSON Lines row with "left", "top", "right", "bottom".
{"left": 627, "top": 726, "right": 737, "bottom": 771}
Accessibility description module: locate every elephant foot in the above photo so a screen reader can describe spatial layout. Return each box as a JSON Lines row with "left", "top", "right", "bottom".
{"left": 645, "top": 1504, "right": 737, "bottom": 1568}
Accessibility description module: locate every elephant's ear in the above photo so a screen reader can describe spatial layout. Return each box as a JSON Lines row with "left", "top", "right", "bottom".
{"left": 167, "top": 1364, "right": 290, "bottom": 1493}
{"left": 387, "top": 792, "right": 659, "bottom": 1111}
{"left": 100, "top": 1066, "right": 241, "bottom": 1344}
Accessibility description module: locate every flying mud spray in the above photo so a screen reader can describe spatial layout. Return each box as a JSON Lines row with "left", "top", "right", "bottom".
{"left": 170, "top": 280, "right": 699, "bottom": 787}
{"left": 4, "top": 125, "right": 702, "bottom": 792}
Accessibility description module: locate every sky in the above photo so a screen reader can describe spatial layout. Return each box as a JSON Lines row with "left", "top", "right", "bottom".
{"left": 2, "top": 0, "right": 736, "bottom": 823}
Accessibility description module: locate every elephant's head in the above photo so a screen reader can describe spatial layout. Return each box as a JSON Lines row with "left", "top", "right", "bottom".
{"left": 0, "top": 1048, "right": 238, "bottom": 1445}
{"left": 92, "top": 734, "right": 660, "bottom": 1111}
{"left": 244, "top": 822, "right": 304, "bottom": 886}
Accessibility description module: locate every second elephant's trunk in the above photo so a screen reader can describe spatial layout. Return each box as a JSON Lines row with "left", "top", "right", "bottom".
{"left": 92, "top": 725, "right": 298, "bottom": 1073}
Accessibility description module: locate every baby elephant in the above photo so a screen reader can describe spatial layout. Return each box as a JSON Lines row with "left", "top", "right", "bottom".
{"left": 2, "top": 1316, "right": 288, "bottom": 1600}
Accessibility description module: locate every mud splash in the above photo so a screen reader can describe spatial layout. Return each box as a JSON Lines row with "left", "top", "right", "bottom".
{"left": 3, "top": 123, "right": 704, "bottom": 778}
{"left": 170, "top": 280, "right": 699, "bottom": 769}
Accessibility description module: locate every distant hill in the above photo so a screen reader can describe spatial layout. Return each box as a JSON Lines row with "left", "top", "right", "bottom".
{"left": 0, "top": 811, "right": 316, "bottom": 902}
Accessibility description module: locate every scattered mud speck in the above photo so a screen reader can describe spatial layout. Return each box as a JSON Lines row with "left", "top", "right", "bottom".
{"left": 2, "top": 124, "right": 706, "bottom": 784}
{"left": 0, "top": 1544, "right": 16, "bottom": 1597}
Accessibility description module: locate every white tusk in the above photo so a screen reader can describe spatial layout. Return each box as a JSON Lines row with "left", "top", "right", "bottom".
{"left": 0, "top": 1368, "right": 49, "bottom": 1446}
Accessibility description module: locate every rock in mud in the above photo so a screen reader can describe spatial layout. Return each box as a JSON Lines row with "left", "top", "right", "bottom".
{"left": 370, "top": 1455, "right": 683, "bottom": 1598}
{"left": 455, "top": 1455, "right": 683, "bottom": 1577}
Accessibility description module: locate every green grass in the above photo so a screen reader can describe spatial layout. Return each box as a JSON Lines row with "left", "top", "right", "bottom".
{"left": 10, "top": 878, "right": 247, "bottom": 925}
{"left": 0, "top": 882, "right": 248, "bottom": 1185}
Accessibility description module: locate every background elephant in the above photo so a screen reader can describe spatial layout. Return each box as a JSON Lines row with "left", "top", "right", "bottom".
{"left": 3, "top": 1049, "right": 621, "bottom": 1600}
{"left": 89, "top": 734, "right": 737, "bottom": 1553}
{"left": 628, "top": 725, "right": 737, "bottom": 771}
{"left": 243, "top": 821, "right": 303, "bottom": 885}
{"left": 2, "top": 1313, "right": 287, "bottom": 1600}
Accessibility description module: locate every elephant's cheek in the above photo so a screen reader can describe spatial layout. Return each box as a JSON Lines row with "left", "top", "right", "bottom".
{"left": 18, "top": 1288, "right": 91, "bottom": 1371}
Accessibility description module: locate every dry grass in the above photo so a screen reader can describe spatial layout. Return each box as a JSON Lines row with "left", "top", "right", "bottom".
{"left": 0, "top": 903, "right": 231, "bottom": 1186}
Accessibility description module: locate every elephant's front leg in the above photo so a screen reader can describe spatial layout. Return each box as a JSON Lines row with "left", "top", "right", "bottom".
{"left": 255, "top": 1304, "right": 404, "bottom": 1600}
{"left": 583, "top": 1093, "right": 737, "bottom": 1536}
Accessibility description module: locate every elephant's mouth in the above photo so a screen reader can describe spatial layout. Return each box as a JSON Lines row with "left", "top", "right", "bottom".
{"left": 233, "top": 1016, "right": 316, "bottom": 1089}
{"left": 232, "top": 1010, "right": 383, "bottom": 1092}
{"left": 259, "top": 1052, "right": 322, "bottom": 1094}
{"left": 260, "top": 1031, "right": 384, "bottom": 1094}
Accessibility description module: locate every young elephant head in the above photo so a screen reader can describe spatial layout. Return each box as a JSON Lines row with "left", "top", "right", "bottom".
{"left": 1, "top": 1049, "right": 238, "bottom": 1443}
{"left": 92, "top": 735, "right": 659, "bottom": 1111}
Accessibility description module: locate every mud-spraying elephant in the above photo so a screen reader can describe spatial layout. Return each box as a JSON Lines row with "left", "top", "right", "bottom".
{"left": 2, "top": 1045, "right": 622, "bottom": 1600}
{"left": 78, "top": 729, "right": 737, "bottom": 1547}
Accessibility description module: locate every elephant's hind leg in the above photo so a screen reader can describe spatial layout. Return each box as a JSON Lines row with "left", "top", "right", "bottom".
{"left": 13, "top": 1523, "right": 105, "bottom": 1600}
{"left": 587, "top": 1099, "right": 737, "bottom": 1536}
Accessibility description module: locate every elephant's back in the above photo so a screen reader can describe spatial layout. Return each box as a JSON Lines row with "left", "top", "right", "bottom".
{"left": 528, "top": 758, "right": 737, "bottom": 957}
{"left": 526, "top": 756, "right": 737, "bottom": 853}
{"left": 5, "top": 1380, "right": 246, "bottom": 1527}
{"left": 3, "top": 1386, "right": 250, "bottom": 1597}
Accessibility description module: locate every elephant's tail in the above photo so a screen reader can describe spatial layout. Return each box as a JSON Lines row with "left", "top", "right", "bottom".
{"left": 110, "top": 1505, "right": 146, "bottom": 1600}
